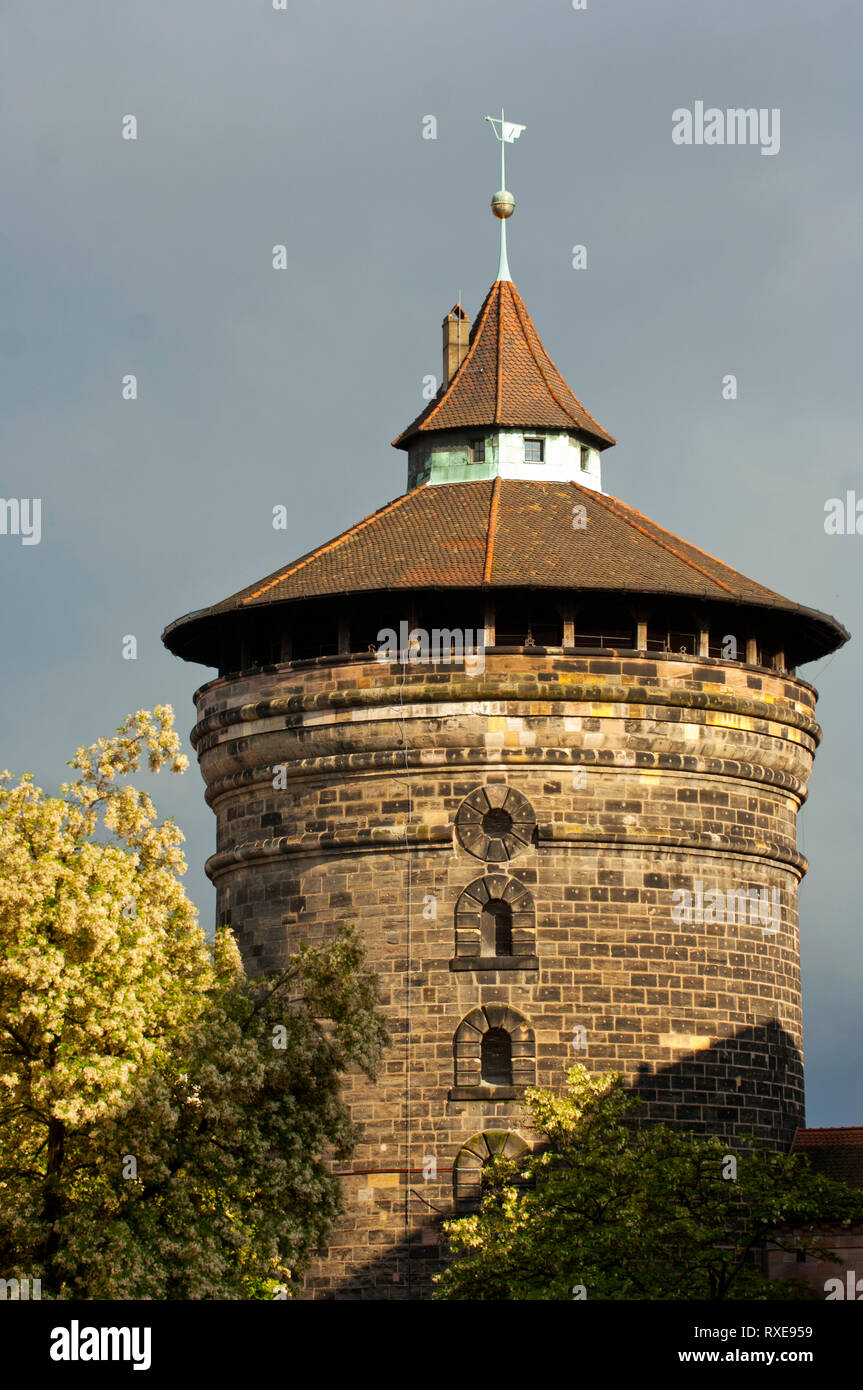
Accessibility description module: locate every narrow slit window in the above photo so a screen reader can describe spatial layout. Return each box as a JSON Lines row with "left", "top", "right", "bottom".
{"left": 481, "top": 1028, "right": 513, "bottom": 1086}
{"left": 481, "top": 899, "right": 513, "bottom": 956}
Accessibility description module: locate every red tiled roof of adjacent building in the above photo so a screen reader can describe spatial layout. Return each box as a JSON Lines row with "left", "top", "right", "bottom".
{"left": 392, "top": 279, "right": 615, "bottom": 449}
{"left": 793, "top": 1128, "right": 863, "bottom": 1189}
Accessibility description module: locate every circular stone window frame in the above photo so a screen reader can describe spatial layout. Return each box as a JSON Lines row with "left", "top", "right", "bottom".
{"left": 454, "top": 784, "right": 537, "bottom": 862}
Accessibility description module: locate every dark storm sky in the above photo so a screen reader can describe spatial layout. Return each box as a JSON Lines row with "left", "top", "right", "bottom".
{"left": 1, "top": 0, "right": 860, "bottom": 1124}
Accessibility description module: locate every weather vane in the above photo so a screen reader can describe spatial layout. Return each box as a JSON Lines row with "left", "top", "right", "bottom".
{"left": 484, "top": 109, "right": 526, "bottom": 282}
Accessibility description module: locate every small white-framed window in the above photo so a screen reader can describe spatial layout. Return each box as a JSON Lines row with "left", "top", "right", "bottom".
{"left": 524, "top": 436, "right": 544, "bottom": 463}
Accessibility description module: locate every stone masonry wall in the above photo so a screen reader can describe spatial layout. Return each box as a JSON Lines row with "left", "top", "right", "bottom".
{"left": 189, "top": 649, "right": 820, "bottom": 1298}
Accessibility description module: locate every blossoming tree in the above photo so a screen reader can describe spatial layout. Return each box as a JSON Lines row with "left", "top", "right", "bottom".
{"left": 0, "top": 708, "right": 387, "bottom": 1298}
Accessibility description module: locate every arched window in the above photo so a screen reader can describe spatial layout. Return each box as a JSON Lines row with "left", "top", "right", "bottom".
{"left": 453, "top": 1131, "right": 529, "bottom": 1209}
{"left": 452, "top": 873, "right": 536, "bottom": 971}
{"left": 451, "top": 1004, "right": 535, "bottom": 1098}
{"left": 481, "top": 898, "right": 512, "bottom": 956}
{"left": 481, "top": 1028, "right": 513, "bottom": 1085}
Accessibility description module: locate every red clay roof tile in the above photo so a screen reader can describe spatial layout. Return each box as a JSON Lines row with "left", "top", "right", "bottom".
{"left": 393, "top": 280, "right": 615, "bottom": 448}
{"left": 793, "top": 1128, "right": 863, "bottom": 1189}
{"left": 186, "top": 478, "right": 840, "bottom": 626}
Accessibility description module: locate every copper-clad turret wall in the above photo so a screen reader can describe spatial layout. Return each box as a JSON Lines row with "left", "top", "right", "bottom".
{"left": 191, "top": 645, "right": 815, "bottom": 1298}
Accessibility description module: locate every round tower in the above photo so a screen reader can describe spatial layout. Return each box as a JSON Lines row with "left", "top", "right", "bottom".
{"left": 163, "top": 152, "right": 848, "bottom": 1299}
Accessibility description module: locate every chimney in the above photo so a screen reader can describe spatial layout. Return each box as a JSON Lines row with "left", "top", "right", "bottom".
{"left": 442, "top": 303, "right": 469, "bottom": 387}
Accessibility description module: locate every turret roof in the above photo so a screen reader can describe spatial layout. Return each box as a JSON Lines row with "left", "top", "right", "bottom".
{"left": 162, "top": 478, "right": 848, "bottom": 664}
{"left": 392, "top": 279, "right": 615, "bottom": 450}
{"left": 163, "top": 276, "right": 848, "bottom": 671}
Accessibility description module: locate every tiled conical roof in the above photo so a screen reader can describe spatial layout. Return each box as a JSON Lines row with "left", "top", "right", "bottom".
{"left": 162, "top": 479, "right": 848, "bottom": 664}
{"left": 393, "top": 280, "right": 615, "bottom": 449}
{"left": 163, "top": 280, "right": 847, "bottom": 673}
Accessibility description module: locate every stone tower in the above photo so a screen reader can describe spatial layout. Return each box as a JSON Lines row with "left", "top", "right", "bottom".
{"left": 163, "top": 186, "right": 847, "bottom": 1299}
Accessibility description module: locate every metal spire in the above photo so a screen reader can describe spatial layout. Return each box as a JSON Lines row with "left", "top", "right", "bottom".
{"left": 484, "top": 108, "right": 525, "bottom": 282}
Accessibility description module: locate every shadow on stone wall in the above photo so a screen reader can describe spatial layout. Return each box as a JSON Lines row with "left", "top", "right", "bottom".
{"left": 301, "top": 1018, "right": 804, "bottom": 1298}
{"left": 627, "top": 1017, "right": 803, "bottom": 1151}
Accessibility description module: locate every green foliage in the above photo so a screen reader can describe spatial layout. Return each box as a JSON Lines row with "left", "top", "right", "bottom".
{"left": 434, "top": 1065, "right": 863, "bottom": 1301}
{"left": 0, "top": 709, "right": 388, "bottom": 1298}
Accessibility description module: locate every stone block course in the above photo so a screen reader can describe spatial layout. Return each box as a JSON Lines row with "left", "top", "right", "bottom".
{"left": 190, "top": 649, "right": 814, "bottom": 1297}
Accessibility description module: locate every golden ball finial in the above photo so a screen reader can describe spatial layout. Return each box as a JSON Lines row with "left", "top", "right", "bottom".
{"left": 491, "top": 189, "right": 515, "bottom": 219}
